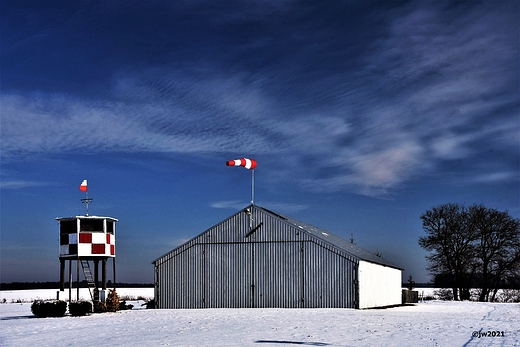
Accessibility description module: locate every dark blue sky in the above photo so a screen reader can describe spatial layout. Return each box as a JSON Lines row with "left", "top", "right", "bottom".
{"left": 1, "top": 0, "right": 519, "bottom": 284}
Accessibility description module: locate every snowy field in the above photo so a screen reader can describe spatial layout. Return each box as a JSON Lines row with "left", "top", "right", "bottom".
{"left": 1, "top": 289, "right": 519, "bottom": 347}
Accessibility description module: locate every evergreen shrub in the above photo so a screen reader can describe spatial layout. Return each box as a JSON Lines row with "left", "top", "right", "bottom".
{"left": 69, "top": 301, "right": 92, "bottom": 316}
{"left": 31, "top": 300, "right": 67, "bottom": 318}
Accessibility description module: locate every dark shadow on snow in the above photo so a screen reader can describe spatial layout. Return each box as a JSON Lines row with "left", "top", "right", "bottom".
{"left": 255, "top": 341, "right": 330, "bottom": 346}
{"left": 1, "top": 315, "right": 37, "bottom": 321}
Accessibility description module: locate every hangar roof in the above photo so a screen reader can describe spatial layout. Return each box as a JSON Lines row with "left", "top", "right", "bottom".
{"left": 255, "top": 204, "right": 402, "bottom": 270}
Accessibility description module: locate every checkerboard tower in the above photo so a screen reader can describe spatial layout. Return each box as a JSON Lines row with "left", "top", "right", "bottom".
{"left": 56, "top": 180, "right": 117, "bottom": 303}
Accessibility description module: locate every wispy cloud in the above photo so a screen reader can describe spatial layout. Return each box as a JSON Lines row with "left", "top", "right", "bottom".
{"left": 0, "top": 179, "right": 49, "bottom": 190}
{"left": 210, "top": 200, "right": 247, "bottom": 210}
{"left": 211, "top": 200, "right": 308, "bottom": 214}
{"left": 1, "top": 1, "right": 517, "bottom": 197}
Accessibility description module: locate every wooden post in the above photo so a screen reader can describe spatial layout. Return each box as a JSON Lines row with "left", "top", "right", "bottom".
{"left": 76, "top": 259, "right": 80, "bottom": 301}
{"left": 69, "top": 260, "right": 72, "bottom": 303}
{"left": 60, "top": 259, "right": 65, "bottom": 291}
{"left": 102, "top": 258, "right": 107, "bottom": 290}
{"left": 113, "top": 257, "right": 116, "bottom": 290}
{"left": 94, "top": 260, "right": 99, "bottom": 289}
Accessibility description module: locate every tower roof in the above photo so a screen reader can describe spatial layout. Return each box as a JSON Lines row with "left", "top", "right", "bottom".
{"left": 55, "top": 215, "right": 118, "bottom": 221}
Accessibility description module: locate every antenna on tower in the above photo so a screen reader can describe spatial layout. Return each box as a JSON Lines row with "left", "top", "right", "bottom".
{"left": 81, "top": 194, "right": 93, "bottom": 216}
{"left": 79, "top": 180, "right": 92, "bottom": 216}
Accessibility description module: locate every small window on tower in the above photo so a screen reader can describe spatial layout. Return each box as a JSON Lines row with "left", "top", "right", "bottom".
{"left": 106, "top": 221, "right": 114, "bottom": 234}
{"left": 60, "top": 220, "right": 77, "bottom": 234}
{"left": 80, "top": 219, "right": 104, "bottom": 232}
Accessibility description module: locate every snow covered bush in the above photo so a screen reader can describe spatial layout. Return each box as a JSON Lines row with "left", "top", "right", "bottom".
{"left": 433, "top": 288, "right": 453, "bottom": 301}
{"left": 31, "top": 300, "right": 67, "bottom": 318}
{"left": 497, "top": 289, "right": 520, "bottom": 303}
{"left": 69, "top": 301, "right": 92, "bottom": 316}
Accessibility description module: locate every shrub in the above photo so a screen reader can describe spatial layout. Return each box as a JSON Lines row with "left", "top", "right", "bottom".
{"left": 143, "top": 299, "right": 155, "bottom": 309}
{"left": 119, "top": 295, "right": 135, "bottom": 301}
{"left": 93, "top": 301, "right": 107, "bottom": 313}
{"left": 106, "top": 289, "right": 120, "bottom": 312}
{"left": 118, "top": 300, "right": 133, "bottom": 310}
{"left": 31, "top": 300, "right": 67, "bottom": 318}
{"left": 497, "top": 289, "right": 520, "bottom": 303}
{"left": 69, "top": 301, "right": 93, "bottom": 316}
{"left": 94, "top": 289, "right": 120, "bottom": 313}
{"left": 433, "top": 288, "right": 454, "bottom": 301}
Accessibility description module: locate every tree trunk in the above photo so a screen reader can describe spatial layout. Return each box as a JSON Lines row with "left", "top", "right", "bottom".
{"left": 452, "top": 286, "right": 458, "bottom": 301}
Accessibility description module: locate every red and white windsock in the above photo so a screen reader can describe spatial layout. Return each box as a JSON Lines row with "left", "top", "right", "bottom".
{"left": 79, "top": 180, "right": 88, "bottom": 192}
{"left": 226, "top": 158, "right": 257, "bottom": 170}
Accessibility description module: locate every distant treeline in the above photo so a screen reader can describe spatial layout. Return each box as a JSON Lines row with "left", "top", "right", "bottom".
{"left": 401, "top": 282, "right": 434, "bottom": 288}
{"left": 0, "top": 281, "right": 154, "bottom": 290}
{"left": 432, "top": 274, "right": 520, "bottom": 290}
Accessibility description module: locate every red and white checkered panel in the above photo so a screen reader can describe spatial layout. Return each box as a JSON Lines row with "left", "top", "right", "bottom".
{"left": 60, "top": 232, "right": 115, "bottom": 257}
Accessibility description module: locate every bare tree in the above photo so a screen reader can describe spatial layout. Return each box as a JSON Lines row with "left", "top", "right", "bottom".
{"left": 469, "top": 205, "right": 520, "bottom": 302}
{"left": 419, "top": 203, "right": 477, "bottom": 301}
{"left": 419, "top": 203, "right": 520, "bottom": 301}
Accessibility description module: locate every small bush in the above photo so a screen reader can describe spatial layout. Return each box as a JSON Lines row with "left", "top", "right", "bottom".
{"left": 143, "top": 299, "right": 155, "bottom": 309}
{"left": 69, "top": 301, "right": 92, "bottom": 316}
{"left": 118, "top": 300, "right": 133, "bottom": 310}
{"left": 434, "top": 288, "right": 454, "bottom": 301}
{"left": 106, "top": 289, "right": 120, "bottom": 312}
{"left": 94, "top": 289, "right": 120, "bottom": 313}
{"left": 93, "top": 301, "right": 107, "bottom": 313}
{"left": 31, "top": 300, "right": 67, "bottom": 318}
{"left": 119, "top": 295, "right": 135, "bottom": 301}
{"left": 497, "top": 289, "right": 520, "bottom": 303}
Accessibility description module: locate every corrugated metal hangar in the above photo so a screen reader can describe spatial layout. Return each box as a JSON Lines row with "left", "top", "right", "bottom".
{"left": 152, "top": 204, "right": 402, "bottom": 309}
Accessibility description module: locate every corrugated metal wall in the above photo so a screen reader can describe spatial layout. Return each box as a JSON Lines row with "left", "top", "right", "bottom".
{"left": 153, "top": 206, "right": 359, "bottom": 309}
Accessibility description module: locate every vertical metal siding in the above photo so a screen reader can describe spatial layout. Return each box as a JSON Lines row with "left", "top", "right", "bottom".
{"left": 153, "top": 206, "right": 359, "bottom": 309}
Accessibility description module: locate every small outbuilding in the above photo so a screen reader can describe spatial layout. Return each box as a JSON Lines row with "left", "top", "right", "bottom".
{"left": 152, "top": 204, "right": 402, "bottom": 309}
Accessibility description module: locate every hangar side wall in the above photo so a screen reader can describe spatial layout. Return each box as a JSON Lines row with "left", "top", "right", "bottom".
{"left": 153, "top": 207, "right": 359, "bottom": 309}
{"left": 154, "top": 240, "right": 358, "bottom": 309}
{"left": 357, "top": 260, "right": 402, "bottom": 309}
{"left": 153, "top": 206, "right": 402, "bottom": 309}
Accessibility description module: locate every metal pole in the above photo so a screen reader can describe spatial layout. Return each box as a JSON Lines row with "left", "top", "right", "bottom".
{"left": 251, "top": 169, "right": 255, "bottom": 205}
{"left": 81, "top": 191, "right": 92, "bottom": 216}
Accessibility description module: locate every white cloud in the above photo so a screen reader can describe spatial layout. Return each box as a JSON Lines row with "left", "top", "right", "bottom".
{"left": 210, "top": 200, "right": 308, "bottom": 214}
{"left": 301, "top": 140, "right": 425, "bottom": 196}
{"left": 210, "top": 200, "right": 247, "bottom": 210}
{"left": 471, "top": 171, "right": 516, "bottom": 184}
{"left": 0, "top": 180, "right": 48, "bottom": 190}
{"left": 430, "top": 133, "right": 475, "bottom": 160}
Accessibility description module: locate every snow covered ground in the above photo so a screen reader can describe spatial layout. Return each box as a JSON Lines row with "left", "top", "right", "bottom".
{"left": 1, "top": 289, "right": 519, "bottom": 347}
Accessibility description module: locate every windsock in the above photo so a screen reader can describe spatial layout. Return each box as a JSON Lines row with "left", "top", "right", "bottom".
{"left": 226, "top": 158, "right": 257, "bottom": 170}
{"left": 79, "top": 180, "right": 88, "bottom": 192}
